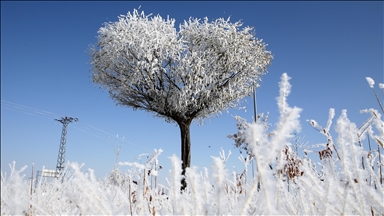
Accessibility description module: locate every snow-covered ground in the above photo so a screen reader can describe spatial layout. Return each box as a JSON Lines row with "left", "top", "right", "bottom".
{"left": 2, "top": 74, "right": 383, "bottom": 215}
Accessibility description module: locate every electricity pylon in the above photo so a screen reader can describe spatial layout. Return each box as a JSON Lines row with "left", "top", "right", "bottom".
{"left": 55, "top": 116, "right": 78, "bottom": 178}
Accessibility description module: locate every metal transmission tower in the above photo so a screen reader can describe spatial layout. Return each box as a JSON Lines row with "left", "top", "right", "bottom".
{"left": 55, "top": 116, "right": 78, "bottom": 178}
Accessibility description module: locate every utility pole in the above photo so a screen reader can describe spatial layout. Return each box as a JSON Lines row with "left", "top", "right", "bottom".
{"left": 253, "top": 87, "right": 258, "bottom": 124}
{"left": 252, "top": 86, "right": 261, "bottom": 191}
{"left": 252, "top": 87, "right": 257, "bottom": 179}
{"left": 55, "top": 116, "right": 78, "bottom": 179}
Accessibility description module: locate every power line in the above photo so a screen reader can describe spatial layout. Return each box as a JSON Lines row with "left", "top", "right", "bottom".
{"left": 1, "top": 100, "right": 156, "bottom": 154}
{"left": 79, "top": 122, "right": 153, "bottom": 151}
{"left": 1, "top": 100, "right": 61, "bottom": 118}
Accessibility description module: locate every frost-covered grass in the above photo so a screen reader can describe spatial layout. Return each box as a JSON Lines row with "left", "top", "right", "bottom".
{"left": 2, "top": 74, "right": 384, "bottom": 215}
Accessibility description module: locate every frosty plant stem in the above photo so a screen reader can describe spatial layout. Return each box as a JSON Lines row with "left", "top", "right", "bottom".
{"left": 240, "top": 73, "right": 302, "bottom": 214}
{"left": 29, "top": 163, "right": 34, "bottom": 216}
{"left": 366, "top": 77, "right": 384, "bottom": 114}
{"left": 365, "top": 77, "right": 384, "bottom": 185}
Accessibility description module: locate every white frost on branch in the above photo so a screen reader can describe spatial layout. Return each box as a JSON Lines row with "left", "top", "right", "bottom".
{"left": 325, "top": 108, "right": 335, "bottom": 132}
{"left": 365, "top": 77, "right": 375, "bottom": 89}
{"left": 90, "top": 9, "right": 272, "bottom": 124}
{"left": 276, "top": 73, "right": 291, "bottom": 113}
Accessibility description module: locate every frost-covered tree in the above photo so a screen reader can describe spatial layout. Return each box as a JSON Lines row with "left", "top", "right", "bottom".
{"left": 89, "top": 9, "right": 272, "bottom": 188}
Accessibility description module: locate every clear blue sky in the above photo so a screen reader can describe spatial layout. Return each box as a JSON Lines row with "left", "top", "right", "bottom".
{"left": 1, "top": 2, "right": 383, "bottom": 180}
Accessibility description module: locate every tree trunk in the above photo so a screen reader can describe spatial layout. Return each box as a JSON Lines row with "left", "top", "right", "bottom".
{"left": 178, "top": 120, "right": 191, "bottom": 191}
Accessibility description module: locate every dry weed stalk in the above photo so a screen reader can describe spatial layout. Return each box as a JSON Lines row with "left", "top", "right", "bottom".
{"left": 281, "top": 147, "right": 304, "bottom": 183}
{"left": 308, "top": 110, "right": 341, "bottom": 161}
{"left": 319, "top": 144, "right": 333, "bottom": 161}
{"left": 379, "top": 145, "right": 383, "bottom": 185}
{"left": 27, "top": 163, "right": 34, "bottom": 216}
{"left": 224, "top": 166, "right": 247, "bottom": 198}
{"left": 228, "top": 114, "right": 271, "bottom": 157}
{"left": 236, "top": 169, "right": 247, "bottom": 194}
{"left": 365, "top": 77, "right": 384, "bottom": 185}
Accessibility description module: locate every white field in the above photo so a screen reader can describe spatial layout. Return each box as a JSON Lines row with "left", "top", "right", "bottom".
{"left": 2, "top": 74, "right": 383, "bottom": 215}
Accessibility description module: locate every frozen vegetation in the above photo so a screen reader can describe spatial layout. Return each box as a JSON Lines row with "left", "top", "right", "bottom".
{"left": 89, "top": 9, "right": 273, "bottom": 185}
{"left": 1, "top": 74, "right": 384, "bottom": 215}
